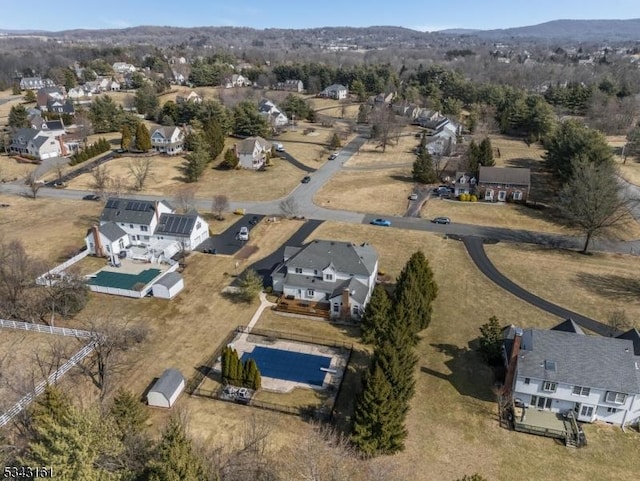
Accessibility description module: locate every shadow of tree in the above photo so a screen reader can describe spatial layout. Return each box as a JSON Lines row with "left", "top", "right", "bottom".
{"left": 576, "top": 272, "right": 640, "bottom": 301}
{"left": 420, "top": 343, "right": 496, "bottom": 403}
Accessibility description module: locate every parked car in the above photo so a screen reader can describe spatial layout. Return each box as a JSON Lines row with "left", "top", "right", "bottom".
{"left": 249, "top": 216, "right": 260, "bottom": 225}
{"left": 408, "top": 193, "right": 418, "bottom": 201}
{"left": 328, "top": 152, "right": 340, "bottom": 160}
{"left": 273, "top": 143, "right": 285, "bottom": 152}
{"left": 431, "top": 217, "right": 451, "bottom": 224}
{"left": 82, "top": 194, "right": 100, "bottom": 201}
{"left": 238, "top": 226, "right": 249, "bottom": 241}
{"left": 301, "top": 176, "right": 311, "bottom": 183}
{"left": 370, "top": 218, "right": 391, "bottom": 227}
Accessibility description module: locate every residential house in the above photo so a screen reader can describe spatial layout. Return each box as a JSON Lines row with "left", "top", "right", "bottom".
{"left": 36, "top": 87, "right": 65, "bottom": 111}
{"left": 275, "top": 79, "right": 304, "bottom": 92}
{"left": 503, "top": 320, "right": 640, "bottom": 427}
{"left": 150, "top": 127, "right": 185, "bottom": 155}
{"left": 271, "top": 239, "right": 379, "bottom": 321}
{"left": 46, "top": 99, "right": 75, "bottom": 116}
{"left": 95, "top": 77, "right": 120, "bottom": 92}
{"left": 425, "top": 119, "right": 459, "bottom": 156}
{"left": 318, "top": 84, "right": 348, "bottom": 100}
{"left": 234, "top": 136, "right": 272, "bottom": 169}
{"left": 392, "top": 101, "right": 423, "bottom": 122}
{"left": 224, "top": 74, "right": 251, "bottom": 88}
{"left": 172, "top": 70, "right": 186, "bottom": 85}
{"left": 478, "top": 166, "right": 531, "bottom": 203}
{"left": 9, "top": 128, "right": 65, "bottom": 160}
{"left": 453, "top": 172, "right": 476, "bottom": 197}
{"left": 19, "top": 77, "right": 55, "bottom": 90}
{"left": 370, "top": 92, "right": 395, "bottom": 105}
{"left": 85, "top": 198, "right": 209, "bottom": 258}
{"left": 176, "top": 91, "right": 202, "bottom": 104}
{"left": 67, "top": 87, "right": 92, "bottom": 101}
{"left": 258, "top": 99, "right": 288, "bottom": 129}
{"left": 112, "top": 62, "right": 136, "bottom": 74}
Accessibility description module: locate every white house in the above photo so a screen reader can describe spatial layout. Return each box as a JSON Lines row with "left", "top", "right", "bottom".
{"left": 234, "top": 136, "right": 272, "bottom": 169}
{"left": 225, "top": 74, "right": 251, "bottom": 88}
{"left": 9, "top": 128, "right": 65, "bottom": 160}
{"left": 84, "top": 198, "right": 209, "bottom": 257}
{"left": 503, "top": 320, "right": 640, "bottom": 427}
{"left": 271, "top": 240, "right": 379, "bottom": 320}
{"left": 258, "top": 99, "right": 289, "bottom": 128}
{"left": 147, "top": 368, "right": 185, "bottom": 408}
{"left": 152, "top": 272, "right": 184, "bottom": 299}
{"left": 151, "top": 126, "right": 185, "bottom": 155}
{"left": 112, "top": 62, "right": 136, "bottom": 74}
{"left": 319, "top": 84, "right": 348, "bottom": 100}
{"left": 275, "top": 79, "right": 304, "bottom": 92}
{"left": 19, "top": 77, "right": 55, "bottom": 90}
{"left": 176, "top": 91, "right": 202, "bottom": 104}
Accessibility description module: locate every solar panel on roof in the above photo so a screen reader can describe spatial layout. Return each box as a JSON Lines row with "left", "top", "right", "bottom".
{"left": 125, "top": 201, "right": 150, "bottom": 212}
{"left": 105, "top": 199, "right": 119, "bottom": 209}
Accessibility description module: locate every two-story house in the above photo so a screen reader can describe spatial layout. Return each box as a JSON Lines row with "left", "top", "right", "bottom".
{"left": 9, "top": 128, "right": 65, "bottom": 160}
{"left": 503, "top": 320, "right": 640, "bottom": 427}
{"left": 275, "top": 79, "right": 304, "bottom": 92}
{"left": 453, "top": 172, "right": 476, "bottom": 197}
{"left": 258, "top": 99, "right": 289, "bottom": 129}
{"left": 318, "top": 84, "right": 348, "bottom": 100}
{"left": 234, "top": 136, "right": 272, "bottom": 169}
{"left": 478, "top": 166, "right": 531, "bottom": 203}
{"left": 224, "top": 74, "right": 251, "bottom": 88}
{"left": 112, "top": 62, "right": 136, "bottom": 74}
{"left": 271, "top": 240, "right": 379, "bottom": 320}
{"left": 85, "top": 198, "right": 209, "bottom": 258}
{"left": 19, "top": 77, "right": 55, "bottom": 90}
{"left": 151, "top": 126, "right": 185, "bottom": 155}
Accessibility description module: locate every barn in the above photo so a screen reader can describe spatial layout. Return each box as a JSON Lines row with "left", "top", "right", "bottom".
{"left": 151, "top": 272, "right": 184, "bottom": 299}
{"left": 147, "top": 368, "right": 185, "bottom": 408}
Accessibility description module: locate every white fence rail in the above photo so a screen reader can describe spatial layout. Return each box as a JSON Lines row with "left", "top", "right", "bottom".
{"left": 0, "top": 319, "right": 92, "bottom": 339}
{"left": 36, "top": 248, "right": 90, "bottom": 286}
{"left": 0, "top": 342, "right": 96, "bottom": 427}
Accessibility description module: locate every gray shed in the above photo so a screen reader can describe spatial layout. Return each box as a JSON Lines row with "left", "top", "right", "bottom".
{"left": 152, "top": 272, "right": 184, "bottom": 299}
{"left": 147, "top": 368, "right": 185, "bottom": 408}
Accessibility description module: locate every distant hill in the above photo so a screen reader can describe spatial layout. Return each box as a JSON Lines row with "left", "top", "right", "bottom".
{"left": 443, "top": 19, "right": 640, "bottom": 42}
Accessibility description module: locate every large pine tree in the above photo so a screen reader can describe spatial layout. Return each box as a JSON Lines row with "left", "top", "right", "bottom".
{"left": 135, "top": 123, "right": 152, "bottom": 152}
{"left": 351, "top": 365, "right": 408, "bottom": 457}
{"left": 361, "top": 285, "right": 392, "bottom": 345}
{"left": 412, "top": 148, "right": 437, "bottom": 184}
{"left": 394, "top": 251, "right": 438, "bottom": 335}
{"left": 371, "top": 340, "right": 417, "bottom": 412}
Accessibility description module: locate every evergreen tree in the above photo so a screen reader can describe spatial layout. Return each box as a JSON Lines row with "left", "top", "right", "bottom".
{"left": 222, "top": 147, "right": 238, "bottom": 169}
{"left": 135, "top": 123, "right": 152, "bottom": 152}
{"left": 232, "top": 101, "right": 269, "bottom": 137}
{"left": 357, "top": 104, "right": 369, "bottom": 124}
{"left": 394, "top": 251, "right": 438, "bottom": 335}
{"left": 478, "top": 137, "right": 495, "bottom": 167}
{"left": 121, "top": 125, "right": 132, "bottom": 151}
{"left": 24, "top": 89, "right": 36, "bottom": 103}
{"left": 221, "top": 346, "right": 231, "bottom": 381}
{"left": 243, "top": 358, "right": 261, "bottom": 390}
{"left": 183, "top": 143, "right": 208, "bottom": 183}
{"left": 90, "top": 95, "right": 123, "bottom": 133}
{"left": 372, "top": 340, "right": 417, "bottom": 411}
{"left": 478, "top": 316, "right": 504, "bottom": 365}
{"left": 361, "top": 285, "right": 392, "bottom": 345}
{"left": 234, "top": 350, "right": 245, "bottom": 385}
{"left": 12, "top": 83, "right": 21, "bottom": 95}
{"left": 351, "top": 365, "right": 408, "bottom": 457}
{"left": 146, "top": 415, "right": 207, "bottom": 481}
{"left": 203, "top": 120, "right": 225, "bottom": 160}
{"left": 467, "top": 139, "right": 480, "bottom": 173}
{"left": 412, "top": 148, "right": 437, "bottom": 184}
{"left": 110, "top": 388, "right": 149, "bottom": 436}
{"left": 328, "top": 132, "right": 341, "bottom": 150}
{"left": 8, "top": 104, "right": 29, "bottom": 128}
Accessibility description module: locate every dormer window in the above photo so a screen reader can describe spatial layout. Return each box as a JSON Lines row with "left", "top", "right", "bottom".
{"left": 325, "top": 274, "right": 333, "bottom": 281}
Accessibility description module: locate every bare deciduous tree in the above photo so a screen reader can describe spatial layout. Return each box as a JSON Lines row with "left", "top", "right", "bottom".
{"left": 279, "top": 197, "right": 299, "bottom": 218}
{"left": 0, "top": 239, "right": 45, "bottom": 321}
{"left": 432, "top": 154, "right": 450, "bottom": 179}
{"left": 23, "top": 170, "right": 42, "bottom": 199}
{"left": 128, "top": 158, "right": 153, "bottom": 191}
{"left": 91, "top": 164, "right": 111, "bottom": 196}
{"left": 370, "top": 106, "right": 402, "bottom": 153}
{"left": 607, "top": 309, "right": 631, "bottom": 336}
{"left": 174, "top": 184, "right": 199, "bottom": 213}
{"left": 211, "top": 194, "right": 229, "bottom": 220}
{"left": 106, "top": 175, "right": 129, "bottom": 198}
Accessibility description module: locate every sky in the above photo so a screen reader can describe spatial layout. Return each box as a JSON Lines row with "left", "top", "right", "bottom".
{"left": 0, "top": 0, "right": 638, "bottom": 32}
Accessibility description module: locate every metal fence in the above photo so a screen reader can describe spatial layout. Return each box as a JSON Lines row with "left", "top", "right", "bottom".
{"left": 0, "top": 319, "right": 92, "bottom": 339}
{"left": 0, "top": 342, "right": 96, "bottom": 427}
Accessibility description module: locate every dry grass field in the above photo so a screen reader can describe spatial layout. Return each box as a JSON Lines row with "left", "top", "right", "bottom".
{"left": 344, "top": 130, "right": 420, "bottom": 168}
{"left": 0, "top": 95, "right": 25, "bottom": 127}
{"left": 305, "top": 97, "right": 360, "bottom": 120}
{"left": 0, "top": 154, "right": 38, "bottom": 182}
{"left": 485, "top": 242, "right": 640, "bottom": 324}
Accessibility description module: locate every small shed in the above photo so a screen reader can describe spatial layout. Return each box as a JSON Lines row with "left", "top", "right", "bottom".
{"left": 152, "top": 272, "right": 184, "bottom": 299}
{"left": 147, "top": 368, "right": 185, "bottom": 408}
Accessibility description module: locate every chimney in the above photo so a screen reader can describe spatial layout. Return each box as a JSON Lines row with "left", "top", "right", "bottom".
{"left": 154, "top": 200, "right": 160, "bottom": 224}
{"left": 58, "top": 136, "right": 68, "bottom": 157}
{"left": 92, "top": 225, "right": 104, "bottom": 257}
{"left": 340, "top": 288, "right": 350, "bottom": 321}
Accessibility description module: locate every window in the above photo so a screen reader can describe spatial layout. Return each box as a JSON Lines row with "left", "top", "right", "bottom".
{"left": 130, "top": 224, "right": 134, "bottom": 229}
{"left": 607, "top": 407, "right": 618, "bottom": 413}
{"left": 524, "top": 378, "right": 530, "bottom": 385}
{"left": 530, "top": 395, "right": 552, "bottom": 410}
{"left": 512, "top": 191, "right": 523, "bottom": 201}
{"left": 606, "top": 391, "right": 627, "bottom": 405}
{"left": 306, "top": 289, "right": 314, "bottom": 297}
{"left": 143, "top": 236, "right": 149, "bottom": 241}
{"left": 333, "top": 304, "right": 339, "bottom": 313}
{"left": 572, "top": 386, "right": 590, "bottom": 397}
{"left": 196, "top": 221, "right": 201, "bottom": 229}
{"left": 295, "top": 268, "right": 303, "bottom": 274}
{"left": 325, "top": 274, "right": 333, "bottom": 281}
{"left": 580, "top": 405, "right": 594, "bottom": 418}
{"left": 140, "top": 225, "right": 148, "bottom": 232}
{"left": 542, "top": 381, "right": 557, "bottom": 392}
{"left": 314, "top": 270, "right": 318, "bottom": 275}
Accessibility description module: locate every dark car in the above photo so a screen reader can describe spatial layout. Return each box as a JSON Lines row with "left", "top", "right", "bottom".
{"left": 249, "top": 216, "right": 260, "bottom": 225}
{"left": 82, "top": 194, "right": 100, "bottom": 201}
{"left": 431, "top": 217, "right": 451, "bottom": 224}
{"left": 301, "top": 176, "right": 311, "bottom": 183}
{"left": 370, "top": 218, "right": 391, "bottom": 227}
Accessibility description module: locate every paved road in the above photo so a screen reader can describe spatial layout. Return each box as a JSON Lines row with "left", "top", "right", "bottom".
{"left": 462, "top": 236, "right": 611, "bottom": 335}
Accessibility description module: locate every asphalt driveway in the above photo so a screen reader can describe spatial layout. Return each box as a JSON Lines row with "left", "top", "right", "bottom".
{"left": 196, "top": 214, "right": 264, "bottom": 255}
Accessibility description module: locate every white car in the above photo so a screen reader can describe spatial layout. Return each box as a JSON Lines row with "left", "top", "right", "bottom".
{"left": 238, "top": 226, "right": 249, "bottom": 241}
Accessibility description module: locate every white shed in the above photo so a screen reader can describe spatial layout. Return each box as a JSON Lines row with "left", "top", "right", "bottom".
{"left": 147, "top": 368, "right": 185, "bottom": 408}
{"left": 152, "top": 272, "right": 184, "bottom": 299}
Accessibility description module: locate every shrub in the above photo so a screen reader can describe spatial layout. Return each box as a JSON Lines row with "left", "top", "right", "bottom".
{"left": 459, "top": 193, "right": 470, "bottom": 202}
{"left": 470, "top": 195, "right": 478, "bottom": 202}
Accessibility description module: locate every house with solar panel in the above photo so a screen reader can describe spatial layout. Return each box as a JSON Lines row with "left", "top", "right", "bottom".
{"left": 85, "top": 198, "right": 209, "bottom": 262}
{"left": 271, "top": 240, "right": 378, "bottom": 321}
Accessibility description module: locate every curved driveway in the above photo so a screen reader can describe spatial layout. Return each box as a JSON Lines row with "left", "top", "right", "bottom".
{"left": 462, "top": 236, "right": 610, "bottom": 335}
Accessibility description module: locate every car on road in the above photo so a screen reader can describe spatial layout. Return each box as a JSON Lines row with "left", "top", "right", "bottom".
{"left": 301, "top": 176, "right": 311, "bottom": 183}
{"left": 238, "top": 226, "right": 249, "bottom": 241}
{"left": 328, "top": 152, "right": 340, "bottom": 160}
{"left": 431, "top": 217, "right": 451, "bottom": 224}
{"left": 408, "top": 193, "right": 418, "bottom": 201}
{"left": 370, "top": 218, "right": 391, "bottom": 227}
{"left": 82, "top": 194, "right": 101, "bottom": 201}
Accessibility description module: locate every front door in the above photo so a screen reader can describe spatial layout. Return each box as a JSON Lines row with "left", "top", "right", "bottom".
{"left": 578, "top": 404, "right": 595, "bottom": 422}
{"left": 498, "top": 190, "right": 507, "bottom": 202}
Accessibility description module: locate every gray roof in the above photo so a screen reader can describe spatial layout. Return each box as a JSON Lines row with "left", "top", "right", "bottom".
{"left": 283, "top": 246, "right": 301, "bottom": 261}
{"left": 32, "top": 136, "right": 50, "bottom": 149}
{"left": 617, "top": 328, "right": 640, "bottom": 356}
{"left": 100, "top": 198, "right": 170, "bottom": 225}
{"left": 518, "top": 329, "right": 640, "bottom": 394}
{"left": 550, "top": 318, "right": 585, "bottom": 335}
{"left": 12, "top": 128, "right": 38, "bottom": 143}
{"left": 152, "top": 126, "right": 180, "bottom": 140}
{"left": 286, "top": 240, "right": 378, "bottom": 277}
{"left": 236, "top": 136, "right": 270, "bottom": 155}
{"left": 323, "top": 84, "right": 347, "bottom": 92}
{"left": 44, "top": 120, "right": 64, "bottom": 131}
{"left": 154, "top": 272, "right": 183, "bottom": 289}
{"left": 330, "top": 277, "right": 370, "bottom": 304}
{"left": 479, "top": 166, "right": 531, "bottom": 186}
{"left": 150, "top": 368, "right": 184, "bottom": 400}
{"left": 155, "top": 213, "right": 198, "bottom": 237}
{"left": 99, "top": 222, "right": 127, "bottom": 242}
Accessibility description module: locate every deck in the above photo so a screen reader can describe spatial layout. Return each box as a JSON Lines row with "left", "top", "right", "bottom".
{"left": 513, "top": 408, "right": 585, "bottom": 447}
{"left": 274, "top": 297, "right": 330, "bottom": 320}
